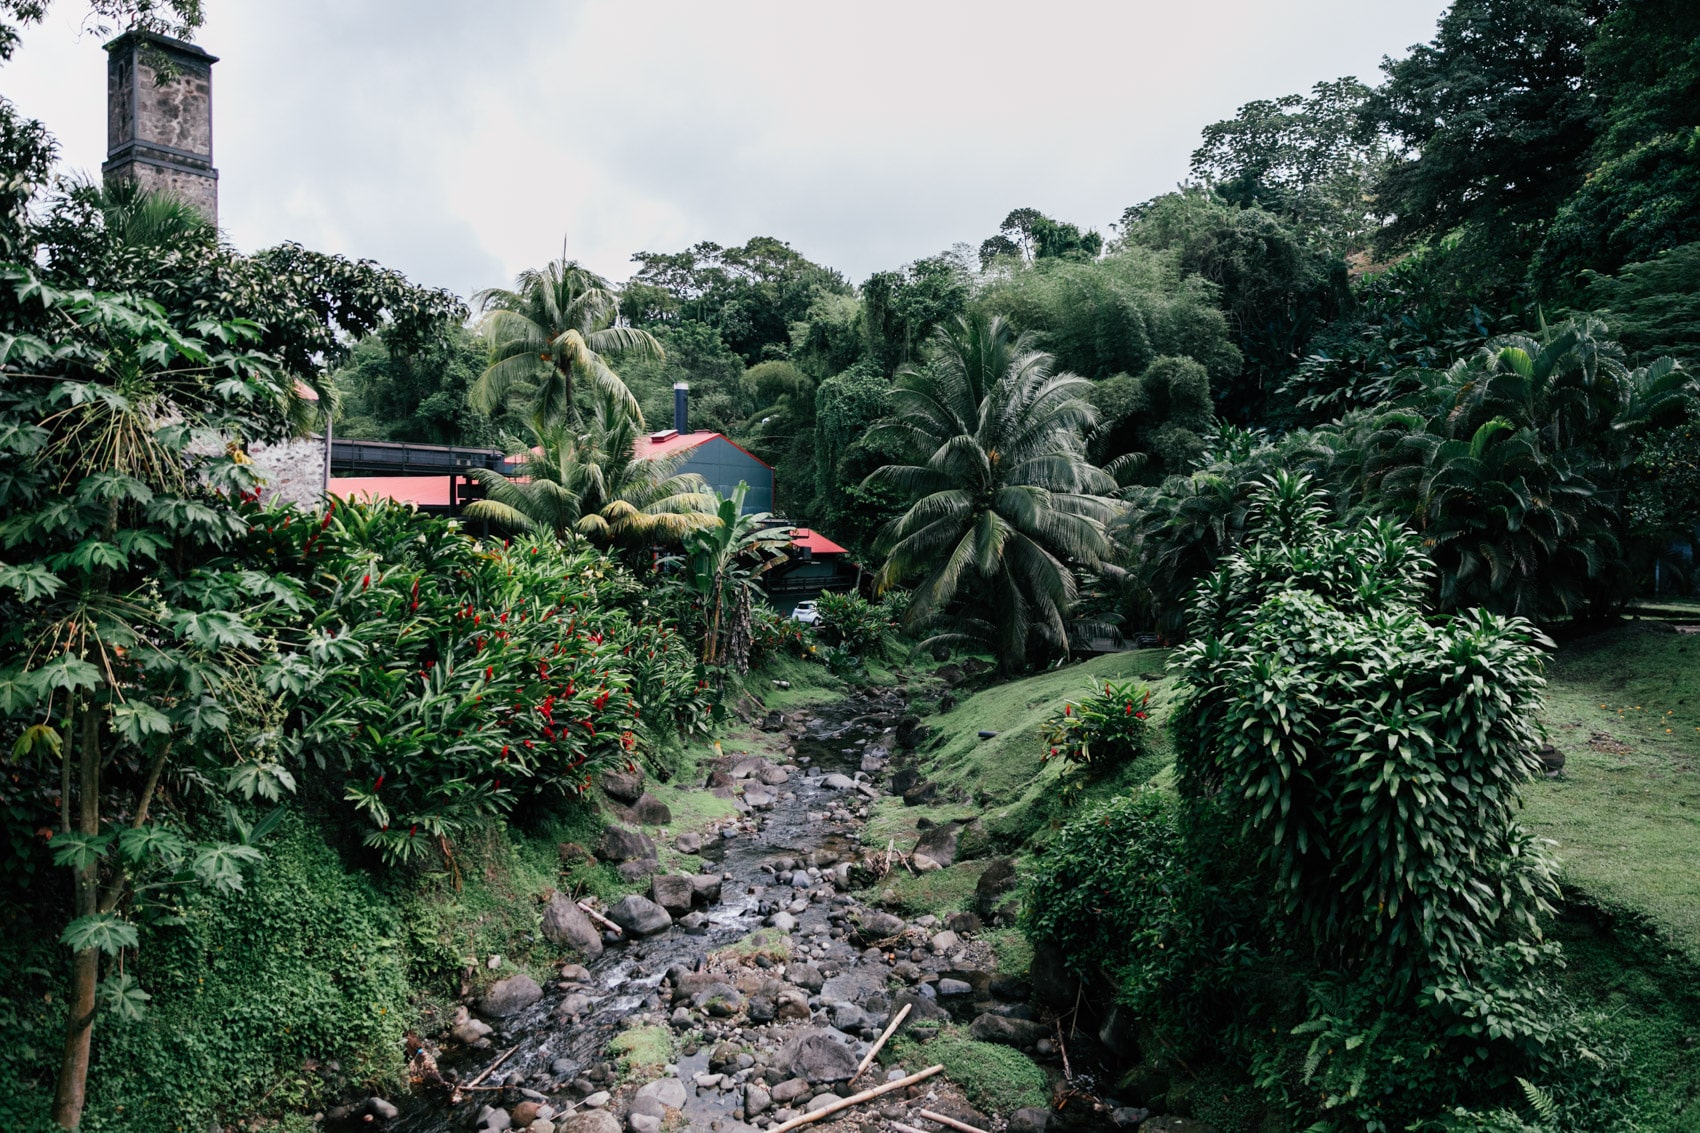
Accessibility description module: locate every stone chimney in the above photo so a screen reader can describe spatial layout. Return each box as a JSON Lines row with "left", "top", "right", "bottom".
{"left": 102, "top": 31, "right": 219, "bottom": 222}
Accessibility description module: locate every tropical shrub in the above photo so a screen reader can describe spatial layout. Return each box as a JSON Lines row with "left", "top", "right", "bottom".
{"left": 1040, "top": 678, "right": 1154, "bottom": 774}
{"left": 242, "top": 499, "right": 714, "bottom": 863}
{"left": 813, "top": 590, "right": 893, "bottom": 657}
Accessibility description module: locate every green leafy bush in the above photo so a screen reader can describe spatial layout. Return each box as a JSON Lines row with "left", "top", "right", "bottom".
{"left": 814, "top": 589, "right": 893, "bottom": 657}
{"left": 1041, "top": 678, "right": 1154, "bottom": 772}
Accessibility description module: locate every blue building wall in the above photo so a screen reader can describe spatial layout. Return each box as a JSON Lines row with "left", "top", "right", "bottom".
{"left": 677, "top": 436, "right": 774, "bottom": 514}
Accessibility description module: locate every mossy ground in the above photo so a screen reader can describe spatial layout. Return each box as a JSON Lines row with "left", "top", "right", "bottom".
{"left": 875, "top": 860, "right": 990, "bottom": 918}
{"left": 885, "top": 1025, "right": 1049, "bottom": 1114}
{"left": 610, "top": 1023, "right": 676, "bottom": 1084}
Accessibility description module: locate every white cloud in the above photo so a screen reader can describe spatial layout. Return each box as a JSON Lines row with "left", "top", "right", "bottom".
{"left": 5, "top": 0, "right": 1447, "bottom": 298}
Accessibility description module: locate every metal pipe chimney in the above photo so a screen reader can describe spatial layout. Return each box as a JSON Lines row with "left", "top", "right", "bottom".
{"left": 673, "top": 381, "right": 689, "bottom": 434}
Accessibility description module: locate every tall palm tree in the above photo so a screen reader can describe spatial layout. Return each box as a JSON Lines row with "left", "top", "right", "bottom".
{"left": 464, "top": 391, "right": 715, "bottom": 547}
{"left": 470, "top": 249, "right": 662, "bottom": 427}
{"left": 864, "top": 312, "right": 1118, "bottom": 671}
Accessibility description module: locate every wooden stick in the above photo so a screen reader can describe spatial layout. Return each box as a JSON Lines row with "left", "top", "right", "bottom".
{"left": 850, "top": 1003, "right": 911, "bottom": 1084}
{"left": 890, "top": 1123, "right": 932, "bottom": 1133}
{"left": 766, "top": 1064, "right": 943, "bottom": 1133}
{"left": 579, "top": 900, "right": 624, "bottom": 936}
{"left": 920, "top": 1109, "right": 991, "bottom": 1133}
{"left": 465, "top": 1043, "right": 520, "bottom": 1088}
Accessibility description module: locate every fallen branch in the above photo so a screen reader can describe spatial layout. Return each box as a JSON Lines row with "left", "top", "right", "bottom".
{"left": 920, "top": 1109, "right": 991, "bottom": 1133}
{"left": 579, "top": 900, "right": 624, "bottom": 936}
{"left": 465, "top": 1043, "right": 520, "bottom": 1089}
{"left": 890, "top": 1123, "right": 933, "bottom": 1133}
{"left": 766, "top": 1063, "right": 944, "bottom": 1133}
{"left": 850, "top": 1002, "right": 911, "bottom": 1084}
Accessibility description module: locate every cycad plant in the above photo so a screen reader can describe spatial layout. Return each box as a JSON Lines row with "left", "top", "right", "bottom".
{"left": 864, "top": 312, "right": 1117, "bottom": 671}
{"left": 681, "top": 483, "right": 794, "bottom": 671}
{"left": 470, "top": 248, "right": 662, "bottom": 427}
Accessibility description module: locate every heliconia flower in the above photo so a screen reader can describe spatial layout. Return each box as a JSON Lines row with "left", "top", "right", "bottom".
{"left": 410, "top": 579, "right": 420, "bottom": 610}
{"left": 409, "top": 824, "right": 417, "bottom": 838}
{"left": 486, "top": 666, "right": 493, "bottom": 681}
{"left": 362, "top": 574, "right": 371, "bottom": 590}
{"left": 374, "top": 774, "right": 384, "bottom": 790}
{"left": 1064, "top": 705, "right": 1071, "bottom": 716}
{"left": 499, "top": 612, "right": 508, "bottom": 624}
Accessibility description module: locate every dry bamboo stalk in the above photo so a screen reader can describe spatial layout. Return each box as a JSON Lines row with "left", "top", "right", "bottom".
{"left": 850, "top": 1002, "right": 912, "bottom": 1084}
{"left": 765, "top": 1063, "right": 944, "bottom": 1133}
{"left": 890, "top": 1122, "right": 933, "bottom": 1133}
{"left": 919, "top": 1109, "right": 991, "bottom": 1133}
{"left": 578, "top": 900, "right": 624, "bottom": 935}
{"left": 465, "top": 1043, "right": 520, "bottom": 1088}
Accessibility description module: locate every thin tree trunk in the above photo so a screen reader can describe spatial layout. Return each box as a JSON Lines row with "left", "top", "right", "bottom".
{"left": 52, "top": 706, "right": 102, "bottom": 1130}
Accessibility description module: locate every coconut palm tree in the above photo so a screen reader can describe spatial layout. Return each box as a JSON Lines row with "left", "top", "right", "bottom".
{"left": 863, "top": 312, "right": 1118, "bottom": 671}
{"left": 470, "top": 249, "right": 662, "bottom": 427}
{"left": 464, "top": 391, "right": 715, "bottom": 548}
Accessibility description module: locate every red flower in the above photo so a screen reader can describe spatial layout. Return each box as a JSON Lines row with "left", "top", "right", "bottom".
{"left": 362, "top": 573, "right": 370, "bottom": 590}
{"left": 374, "top": 774, "right": 384, "bottom": 790}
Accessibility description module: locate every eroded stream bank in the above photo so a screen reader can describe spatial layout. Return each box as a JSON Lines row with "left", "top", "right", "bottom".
{"left": 333, "top": 681, "right": 1120, "bottom": 1133}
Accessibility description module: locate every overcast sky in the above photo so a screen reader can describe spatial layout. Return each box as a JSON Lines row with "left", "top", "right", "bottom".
{"left": 6, "top": 1, "right": 1447, "bottom": 299}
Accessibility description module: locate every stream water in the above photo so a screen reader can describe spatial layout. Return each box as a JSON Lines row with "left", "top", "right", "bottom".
{"left": 382, "top": 685, "right": 913, "bottom": 1133}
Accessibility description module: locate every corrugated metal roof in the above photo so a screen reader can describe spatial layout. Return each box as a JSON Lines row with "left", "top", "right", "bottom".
{"left": 327, "top": 476, "right": 454, "bottom": 507}
{"left": 633, "top": 431, "right": 774, "bottom": 470}
{"left": 791, "top": 528, "right": 848, "bottom": 555}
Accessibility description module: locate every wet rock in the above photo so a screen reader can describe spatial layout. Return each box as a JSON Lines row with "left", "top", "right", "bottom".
{"left": 478, "top": 974, "right": 543, "bottom": 1018}
{"left": 748, "top": 994, "right": 776, "bottom": 1022}
{"left": 936, "top": 978, "right": 973, "bottom": 997}
{"left": 596, "top": 825, "right": 657, "bottom": 863}
{"left": 970, "top": 1012, "right": 1048, "bottom": 1048}
{"left": 542, "top": 891, "right": 604, "bottom": 958}
{"left": 601, "top": 769, "right": 644, "bottom": 805}
{"left": 821, "top": 773, "right": 856, "bottom": 790}
{"left": 851, "top": 910, "right": 906, "bottom": 944}
{"left": 617, "top": 858, "right": 661, "bottom": 882}
{"left": 452, "top": 1017, "right": 493, "bottom": 1044}
{"left": 674, "top": 832, "right": 703, "bottom": 854}
{"left": 781, "top": 1030, "right": 859, "bottom": 1083}
{"left": 766, "top": 910, "right": 798, "bottom": 933}
{"left": 651, "top": 874, "right": 696, "bottom": 917}
{"left": 560, "top": 964, "right": 592, "bottom": 983}
{"left": 632, "top": 792, "right": 673, "bottom": 825}
{"left": 691, "top": 983, "right": 747, "bottom": 1017}
{"left": 608, "top": 894, "right": 672, "bottom": 936}
{"left": 1009, "top": 1108, "right": 1050, "bottom": 1133}
{"left": 744, "top": 786, "right": 778, "bottom": 809}
{"left": 677, "top": 911, "right": 709, "bottom": 935}
{"left": 558, "top": 1113, "right": 621, "bottom": 1133}
{"left": 636, "top": 1077, "right": 688, "bottom": 1110}
{"left": 366, "top": 1097, "right": 399, "bottom": 1121}
{"left": 688, "top": 873, "right": 723, "bottom": 904}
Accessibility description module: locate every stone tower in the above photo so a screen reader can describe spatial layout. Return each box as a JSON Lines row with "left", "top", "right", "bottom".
{"left": 102, "top": 31, "right": 219, "bottom": 222}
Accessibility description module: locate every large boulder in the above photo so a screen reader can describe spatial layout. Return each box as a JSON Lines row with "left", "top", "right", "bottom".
{"left": 635, "top": 1078, "right": 688, "bottom": 1110}
{"left": 541, "top": 891, "right": 603, "bottom": 957}
{"left": 477, "top": 974, "right": 543, "bottom": 1018}
{"left": 974, "top": 857, "right": 1019, "bottom": 922}
{"left": 914, "top": 822, "right": 961, "bottom": 867}
{"left": 596, "top": 825, "right": 657, "bottom": 863}
{"left": 850, "top": 910, "right": 906, "bottom": 944}
{"left": 1008, "top": 1109, "right": 1050, "bottom": 1133}
{"left": 778, "top": 1030, "right": 859, "bottom": 1083}
{"left": 600, "top": 769, "right": 645, "bottom": 805}
{"left": 608, "top": 894, "right": 672, "bottom": 937}
{"left": 689, "top": 873, "right": 723, "bottom": 904}
{"left": 651, "top": 874, "right": 695, "bottom": 917}
{"left": 970, "top": 1012, "right": 1048, "bottom": 1048}
{"left": 632, "top": 792, "right": 673, "bottom": 825}
{"left": 557, "top": 1112, "right": 622, "bottom": 1133}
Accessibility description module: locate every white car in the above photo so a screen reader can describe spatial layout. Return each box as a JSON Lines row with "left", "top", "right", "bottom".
{"left": 790, "top": 600, "right": 821, "bottom": 625}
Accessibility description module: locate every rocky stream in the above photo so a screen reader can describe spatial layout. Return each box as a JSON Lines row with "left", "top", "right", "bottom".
{"left": 327, "top": 684, "right": 1181, "bottom": 1133}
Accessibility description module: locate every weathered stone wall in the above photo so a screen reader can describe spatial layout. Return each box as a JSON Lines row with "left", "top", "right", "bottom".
{"left": 103, "top": 32, "right": 218, "bottom": 222}
{"left": 250, "top": 435, "right": 328, "bottom": 510}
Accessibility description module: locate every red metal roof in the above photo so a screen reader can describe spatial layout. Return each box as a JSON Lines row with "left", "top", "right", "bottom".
{"left": 633, "top": 430, "right": 774, "bottom": 470}
{"left": 327, "top": 475, "right": 454, "bottom": 507}
{"left": 791, "top": 528, "right": 848, "bottom": 555}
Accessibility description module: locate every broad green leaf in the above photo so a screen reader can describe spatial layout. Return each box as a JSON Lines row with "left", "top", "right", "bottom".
{"left": 98, "top": 972, "right": 152, "bottom": 1022}
{"left": 60, "top": 913, "right": 138, "bottom": 956}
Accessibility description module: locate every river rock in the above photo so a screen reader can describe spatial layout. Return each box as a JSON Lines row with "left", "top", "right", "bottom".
{"left": 560, "top": 963, "right": 592, "bottom": 983}
{"left": 821, "top": 773, "right": 856, "bottom": 790}
{"left": 970, "top": 1012, "right": 1048, "bottom": 1048}
{"left": 452, "top": 1017, "right": 493, "bottom": 1044}
{"left": 674, "top": 832, "right": 703, "bottom": 854}
{"left": 1009, "top": 1108, "right": 1050, "bottom": 1133}
{"left": 914, "top": 822, "right": 961, "bottom": 867}
{"left": 975, "top": 856, "right": 1021, "bottom": 924}
{"left": 651, "top": 874, "right": 695, "bottom": 916}
{"left": 542, "top": 892, "right": 604, "bottom": 957}
{"left": 632, "top": 792, "right": 672, "bottom": 825}
{"left": 628, "top": 1116, "right": 660, "bottom": 1133}
{"left": 596, "top": 825, "right": 657, "bottom": 863}
{"left": 608, "top": 894, "right": 672, "bottom": 936}
{"left": 745, "top": 1084, "right": 772, "bottom": 1117}
{"left": 600, "top": 769, "right": 644, "bottom": 804}
{"left": 557, "top": 1112, "right": 621, "bottom": 1133}
{"left": 937, "top": 978, "right": 973, "bottom": 997}
{"left": 851, "top": 910, "right": 906, "bottom": 943}
{"left": 689, "top": 873, "right": 722, "bottom": 903}
{"left": 766, "top": 910, "right": 798, "bottom": 933}
{"left": 366, "top": 1097, "right": 399, "bottom": 1121}
{"left": 779, "top": 1030, "right": 859, "bottom": 1083}
{"left": 930, "top": 929, "right": 959, "bottom": 954}
{"left": 771, "top": 1078, "right": 811, "bottom": 1104}
{"left": 478, "top": 974, "right": 543, "bottom": 1018}
{"left": 636, "top": 1077, "right": 688, "bottom": 1110}
{"left": 760, "top": 766, "right": 791, "bottom": 785}
{"left": 775, "top": 988, "right": 812, "bottom": 1021}
{"left": 902, "top": 780, "right": 939, "bottom": 806}
{"left": 512, "top": 1101, "right": 542, "bottom": 1126}
{"left": 691, "top": 982, "right": 746, "bottom": 1017}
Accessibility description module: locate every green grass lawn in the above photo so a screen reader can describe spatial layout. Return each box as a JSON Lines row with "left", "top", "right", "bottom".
{"left": 1525, "top": 623, "right": 1700, "bottom": 962}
